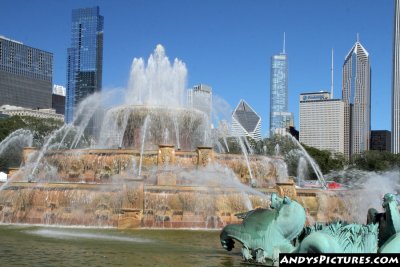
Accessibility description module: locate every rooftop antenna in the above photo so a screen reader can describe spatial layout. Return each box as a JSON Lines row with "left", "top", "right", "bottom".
{"left": 331, "top": 48, "right": 334, "bottom": 99}
{"left": 282, "top": 32, "right": 286, "bottom": 54}
{"left": 356, "top": 32, "right": 360, "bottom": 43}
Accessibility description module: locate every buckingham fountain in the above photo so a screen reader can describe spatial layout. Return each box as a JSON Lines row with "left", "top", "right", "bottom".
{"left": 0, "top": 45, "right": 293, "bottom": 228}
{"left": 0, "top": 45, "right": 399, "bottom": 265}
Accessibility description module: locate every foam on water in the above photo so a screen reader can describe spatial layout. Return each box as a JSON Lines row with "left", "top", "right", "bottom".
{"left": 26, "top": 228, "right": 152, "bottom": 243}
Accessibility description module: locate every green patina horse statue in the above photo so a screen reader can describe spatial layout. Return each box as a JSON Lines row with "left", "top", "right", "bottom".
{"left": 297, "top": 193, "right": 400, "bottom": 253}
{"left": 220, "top": 192, "right": 400, "bottom": 264}
{"left": 220, "top": 193, "right": 306, "bottom": 264}
{"left": 296, "top": 221, "right": 379, "bottom": 253}
{"left": 368, "top": 193, "right": 400, "bottom": 253}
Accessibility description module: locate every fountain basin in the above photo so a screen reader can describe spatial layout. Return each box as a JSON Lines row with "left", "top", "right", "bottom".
{"left": 99, "top": 105, "right": 210, "bottom": 151}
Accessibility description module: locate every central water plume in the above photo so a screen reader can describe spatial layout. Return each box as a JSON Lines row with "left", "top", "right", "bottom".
{"left": 125, "top": 44, "right": 187, "bottom": 107}
{"left": 96, "top": 45, "right": 209, "bottom": 150}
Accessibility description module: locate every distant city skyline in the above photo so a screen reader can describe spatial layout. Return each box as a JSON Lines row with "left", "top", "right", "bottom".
{"left": 0, "top": 0, "right": 393, "bottom": 136}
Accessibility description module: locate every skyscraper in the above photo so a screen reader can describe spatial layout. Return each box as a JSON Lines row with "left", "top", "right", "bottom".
{"left": 392, "top": 0, "right": 400, "bottom": 153}
{"left": 187, "top": 84, "right": 212, "bottom": 125}
{"left": 299, "top": 92, "right": 345, "bottom": 154}
{"left": 231, "top": 99, "right": 262, "bottom": 141}
{"left": 0, "top": 36, "right": 52, "bottom": 109}
{"left": 342, "top": 40, "right": 371, "bottom": 158}
{"left": 270, "top": 38, "right": 289, "bottom": 135}
{"left": 65, "top": 6, "right": 104, "bottom": 123}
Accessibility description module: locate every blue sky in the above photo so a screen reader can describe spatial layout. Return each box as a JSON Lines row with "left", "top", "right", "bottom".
{"left": 0, "top": 0, "right": 394, "bottom": 136}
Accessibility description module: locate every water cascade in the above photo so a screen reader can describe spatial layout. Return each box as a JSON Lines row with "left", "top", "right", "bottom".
{"left": 296, "top": 157, "right": 308, "bottom": 187}
{"left": 138, "top": 116, "right": 150, "bottom": 177}
{"left": 0, "top": 129, "right": 33, "bottom": 156}
{"left": 284, "top": 132, "right": 327, "bottom": 188}
{"left": 236, "top": 136, "right": 255, "bottom": 186}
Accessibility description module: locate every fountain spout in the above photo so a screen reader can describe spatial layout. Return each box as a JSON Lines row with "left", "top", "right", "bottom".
{"left": 283, "top": 132, "right": 327, "bottom": 189}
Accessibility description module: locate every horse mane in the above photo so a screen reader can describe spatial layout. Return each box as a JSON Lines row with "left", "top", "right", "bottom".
{"left": 301, "top": 221, "right": 379, "bottom": 253}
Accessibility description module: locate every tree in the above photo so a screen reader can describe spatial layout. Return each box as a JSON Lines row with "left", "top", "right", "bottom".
{"left": 352, "top": 150, "right": 400, "bottom": 171}
{"left": 0, "top": 116, "right": 26, "bottom": 141}
{"left": 0, "top": 116, "right": 64, "bottom": 172}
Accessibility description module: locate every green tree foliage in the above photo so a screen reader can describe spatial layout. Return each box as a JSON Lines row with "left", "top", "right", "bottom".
{"left": 352, "top": 150, "right": 400, "bottom": 171}
{"left": 0, "top": 116, "right": 63, "bottom": 144}
{"left": 0, "top": 116, "right": 63, "bottom": 172}
{"left": 0, "top": 116, "right": 26, "bottom": 141}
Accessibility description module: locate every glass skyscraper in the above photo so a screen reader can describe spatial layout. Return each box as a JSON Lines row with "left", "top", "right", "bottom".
{"left": 392, "top": 0, "right": 400, "bottom": 154}
{"left": 270, "top": 53, "right": 289, "bottom": 135}
{"left": 65, "top": 6, "right": 104, "bottom": 123}
{"left": 0, "top": 36, "right": 52, "bottom": 109}
{"left": 342, "top": 40, "right": 371, "bottom": 158}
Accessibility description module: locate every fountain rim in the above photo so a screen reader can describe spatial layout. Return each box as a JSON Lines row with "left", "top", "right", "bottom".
{"left": 106, "top": 104, "right": 209, "bottom": 117}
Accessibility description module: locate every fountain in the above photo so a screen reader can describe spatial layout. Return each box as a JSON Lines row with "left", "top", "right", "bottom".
{"left": 0, "top": 45, "right": 367, "bottom": 234}
{"left": 0, "top": 45, "right": 291, "bottom": 229}
{"left": 1, "top": 44, "right": 398, "bottom": 266}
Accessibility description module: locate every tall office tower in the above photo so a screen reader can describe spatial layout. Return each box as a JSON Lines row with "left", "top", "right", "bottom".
{"left": 66, "top": 6, "right": 104, "bottom": 123}
{"left": 270, "top": 44, "right": 289, "bottom": 135}
{"left": 0, "top": 36, "right": 52, "bottom": 109}
{"left": 342, "top": 40, "right": 371, "bottom": 158}
{"left": 299, "top": 92, "right": 345, "bottom": 154}
{"left": 187, "top": 84, "right": 212, "bottom": 125}
{"left": 392, "top": 0, "right": 400, "bottom": 153}
{"left": 231, "top": 99, "right": 262, "bottom": 141}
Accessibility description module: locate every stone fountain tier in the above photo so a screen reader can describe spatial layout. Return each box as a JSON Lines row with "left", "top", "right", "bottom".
{"left": 19, "top": 146, "right": 288, "bottom": 186}
{"left": 99, "top": 105, "right": 210, "bottom": 151}
{"left": 0, "top": 145, "right": 352, "bottom": 228}
{"left": 0, "top": 180, "right": 261, "bottom": 228}
{"left": 0, "top": 181, "right": 144, "bottom": 227}
{"left": 0, "top": 179, "right": 352, "bottom": 229}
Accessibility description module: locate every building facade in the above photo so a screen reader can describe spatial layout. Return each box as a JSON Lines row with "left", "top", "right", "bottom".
{"left": 342, "top": 41, "right": 371, "bottom": 158}
{"left": 392, "top": 0, "right": 400, "bottom": 153}
{"left": 299, "top": 92, "right": 345, "bottom": 154}
{"left": 187, "top": 84, "right": 212, "bottom": 125}
{"left": 370, "top": 130, "right": 391, "bottom": 152}
{"left": 270, "top": 53, "right": 289, "bottom": 135}
{"left": 52, "top": 94, "right": 65, "bottom": 115}
{"left": 65, "top": 6, "right": 104, "bottom": 123}
{"left": 0, "top": 105, "right": 63, "bottom": 121}
{"left": 52, "top": 84, "right": 65, "bottom": 115}
{"left": 0, "top": 36, "right": 52, "bottom": 109}
{"left": 231, "top": 99, "right": 262, "bottom": 141}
